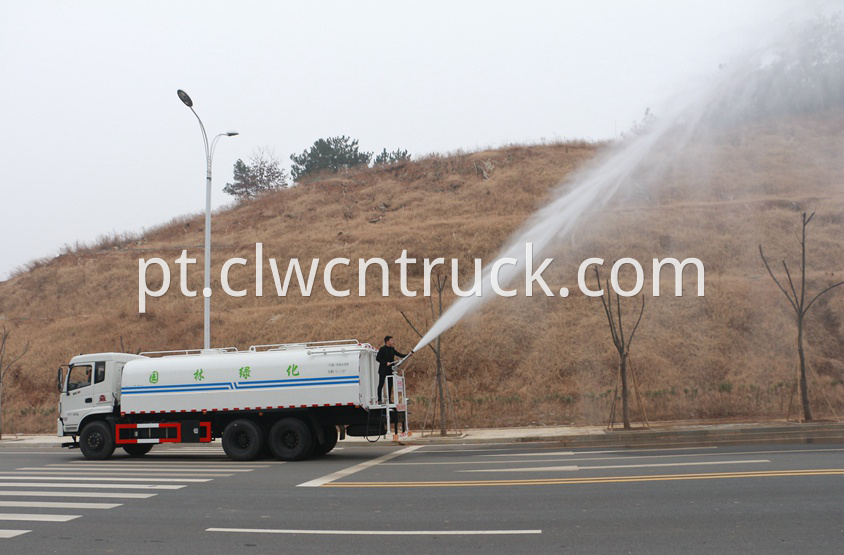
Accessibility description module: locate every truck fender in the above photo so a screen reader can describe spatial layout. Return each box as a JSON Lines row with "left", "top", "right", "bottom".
{"left": 78, "top": 413, "right": 117, "bottom": 435}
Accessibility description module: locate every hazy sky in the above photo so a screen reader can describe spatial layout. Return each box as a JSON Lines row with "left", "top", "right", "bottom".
{"left": 0, "top": 0, "right": 818, "bottom": 280}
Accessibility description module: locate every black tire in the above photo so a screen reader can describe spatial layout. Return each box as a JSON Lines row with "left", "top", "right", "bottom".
{"left": 312, "top": 425, "right": 339, "bottom": 457}
{"left": 79, "top": 421, "right": 116, "bottom": 460}
{"left": 222, "top": 419, "right": 264, "bottom": 461}
{"left": 122, "top": 444, "right": 153, "bottom": 457}
{"left": 268, "top": 418, "right": 313, "bottom": 461}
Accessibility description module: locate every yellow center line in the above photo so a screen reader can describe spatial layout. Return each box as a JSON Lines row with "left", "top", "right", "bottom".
{"left": 322, "top": 469, "right": 844, "bottom": 488}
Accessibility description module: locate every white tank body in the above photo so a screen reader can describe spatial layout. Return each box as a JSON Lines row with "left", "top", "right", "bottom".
{"left": 120, "top": 345, "right": 377, "bottom": 415}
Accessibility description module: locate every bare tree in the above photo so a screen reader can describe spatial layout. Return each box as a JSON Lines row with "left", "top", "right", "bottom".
{"left": 759, "top": 212, "right": 844, "bottom": 422}
{"left": 594, "top": 268, "right": 645, "bottom": 430}
{"left": 0, "top": 326, "right": 30, "bottom": 439}
{"left": 401, "top": 273, "right": 451, "bottom": 436}
{"left": 224, "top": 147, "right": 288, "bottom": 200}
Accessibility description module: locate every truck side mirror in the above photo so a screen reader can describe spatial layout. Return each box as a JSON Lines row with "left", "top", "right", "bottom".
{"left": 57, "top": 367, "right": 64, "bottom": 393}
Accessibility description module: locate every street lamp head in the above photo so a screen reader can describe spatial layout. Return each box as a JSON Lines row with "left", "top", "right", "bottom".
{"left": 177, "top": 89, "right": 193, "bottom": 107}
{"left": 225, "top": 131, "right": 239, "bottom": 137}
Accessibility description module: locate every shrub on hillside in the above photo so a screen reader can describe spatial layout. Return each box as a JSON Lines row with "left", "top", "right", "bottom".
{"left": 290, "top": 136, "right": 372, "bottom": 181}
{"left": 374, "top": 148, "right": 411, "bottom": 167}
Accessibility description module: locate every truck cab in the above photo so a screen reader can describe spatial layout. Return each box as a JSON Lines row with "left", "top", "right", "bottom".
{"left": 57, "top": 353, "right": 144, "bottom": 436}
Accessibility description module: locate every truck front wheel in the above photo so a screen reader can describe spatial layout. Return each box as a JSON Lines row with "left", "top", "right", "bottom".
{"left": 268, "top": 418, "right": 313, "bottom": 461}
{"left": 222, "top": 419, "right": 264, "bottom": 461}
{"left": 79, "top": 421, "right": 116, "bottom": 460}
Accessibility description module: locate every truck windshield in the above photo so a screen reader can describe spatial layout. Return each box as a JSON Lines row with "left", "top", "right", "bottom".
{"left": 67, "top": 364, "right": 92, "bottom": 392}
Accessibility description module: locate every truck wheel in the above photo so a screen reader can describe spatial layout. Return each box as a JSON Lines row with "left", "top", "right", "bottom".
{"left": 79, "top": 421, "right": 116, "bottom": 460}
{"left": 312, "top": 425, "right": 339, "bottom": 457}
{"left": 123, "top": 444, "right": 153, "bottom": 457}
{"left": 222, "top": 419, "right": 264, "bottom": 461}
{"left": 268, "top": 418, "right": 313, "bottom": 461}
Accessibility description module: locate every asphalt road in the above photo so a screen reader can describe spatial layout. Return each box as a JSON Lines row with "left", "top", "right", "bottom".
{"left": 0, "top": 441, "right": 841, "bottom": 554}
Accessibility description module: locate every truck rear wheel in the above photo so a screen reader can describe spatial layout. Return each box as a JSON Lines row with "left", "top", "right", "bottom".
{"left": 312, "top": 425, "right": 339, "bottom": 457}
{"left": 123, "top": 444, "right": 153, "bottom": 457}
{"left": 268, "top": 418, "right": 313, "bottom": 461}
{"left": 79, "top": 421, "right": 116, "bottom": 460}
{"left": 222, "top": 419, "right": 264, "bottom": 461}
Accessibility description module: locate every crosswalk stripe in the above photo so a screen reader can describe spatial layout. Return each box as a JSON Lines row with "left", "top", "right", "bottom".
{"left": 63, "top": 463, "right": 248, "bottom": 467}
{"left": 8, "top": 471, "right": 232, "bottom": 478}
{"left": 0, "top": 475, "right": 209, "bottom": 483}
{"left": 0, "top": 491, "right": 156, "bottom": 499}
{"left": 0, "top": 513, "right": 81, "bottom": 522}
{"left": 39, "top": 465, "right": 259, "bottom": 472}
{"left": 0, "top": 529, "right": 30, "bottom": 538}
{"left": 68, "top": 459, "right": 285, "bottom": 465}
{"left": 0, "top": 501, "right": 121, "bottom": 510}
{"left": 0, "top": 482, "right": 185, "bottom": 490}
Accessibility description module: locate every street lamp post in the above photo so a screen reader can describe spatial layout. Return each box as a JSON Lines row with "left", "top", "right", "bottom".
{"left": 177, "top": 89, "right": 238, "bottom": 351}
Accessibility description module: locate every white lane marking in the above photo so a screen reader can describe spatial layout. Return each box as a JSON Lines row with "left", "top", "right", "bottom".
{"left": 479, "top": 446, "right": 721, "bottom": 457}
{"left": 419, "top": 441, "right": 547, "bottom": 449}
{"left": 298, "top": 446, "right": 421, "bottom": 488}
{"left": 0, "top": 482, "right": 184, "bottom": 490}
{"left": 482, "top": 447, "right": 844, "bottom": 459}
{"left": 458, "top": 465, "right": 579, "bottom": 472}
{"left": 0, "top": 501, "right": 121, "bottom": 510}
{"left": 418, "top": 445, "right": 722, "bottom": 455}
{"left": 9, "top": 471, "right": 233, "bottom": 478}
{"left": 479, "top": 451, "right": 575, "bottom": 457}
{"left": 384, "top": 460, "right": 572, "bottom": 466}
{"left": 418, "top": 447, "right": 552, "bottom": 454}
{"left": 385, "top": 451, "right": 801, "bottom": 466}
{"left": 0, "top": 529, "right": 30, "bottom": 538}
{"left": 0, "top": 491, "right": 156, "bottom": 499}
{"left": 458, "top": 459, "right": 771, "bottom": 473}
{"left": 0, "top": 475, "right": 209, "bottom": 483}
{"left": 388, "top": 448, "right": 844, "bottom": 466}
{"left": 207, "top": 527, "right": 542, "bottom": 536}
{"left": 0, "top": 513, "right": 81, "bottom": 522}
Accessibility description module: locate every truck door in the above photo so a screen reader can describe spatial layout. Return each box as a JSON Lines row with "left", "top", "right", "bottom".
{"left": 62, "top": 362, "right": 100, "bottom": 433}
{"left": 90, "top": 361, "right": 114, "bottom": 409}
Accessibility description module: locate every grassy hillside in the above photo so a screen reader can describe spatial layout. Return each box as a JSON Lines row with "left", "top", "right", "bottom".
{"left": 2, "top": 111, "right": 844, "bottom": 433}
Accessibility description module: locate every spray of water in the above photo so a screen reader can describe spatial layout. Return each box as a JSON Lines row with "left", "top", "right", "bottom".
{"left": 413, "top": 108, "right": 687, "bottom": 352}
{"left": 412, "top": 10, "right": 836, "bottom": 354}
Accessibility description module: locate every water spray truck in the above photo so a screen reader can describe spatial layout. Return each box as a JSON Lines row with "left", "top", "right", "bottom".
{"left": 56, "top": 340, "right": 411, "bottom": 461}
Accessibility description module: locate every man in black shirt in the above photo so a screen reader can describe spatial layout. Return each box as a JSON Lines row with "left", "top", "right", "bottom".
{"left": 376, "top": 335, "right": 411, "bottom": 404}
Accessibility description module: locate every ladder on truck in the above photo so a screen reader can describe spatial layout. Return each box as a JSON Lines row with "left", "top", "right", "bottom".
{"left": 370, "top": 373, "right": 410, "bottom": 441}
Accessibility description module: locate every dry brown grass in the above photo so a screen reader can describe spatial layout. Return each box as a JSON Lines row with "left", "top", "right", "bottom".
{"left": 1, "top": 117, "right": 843, "bottom": 433}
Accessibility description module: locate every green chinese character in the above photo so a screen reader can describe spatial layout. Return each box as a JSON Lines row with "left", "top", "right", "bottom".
{"left": 238, "top": 366, "right": 251, "bottom": 380}
{"left": 286, "top": 364, "right": 299, "bottom": 377}
{"left": 194, "top": 369, "right": 205, "bottom": 382}
{"left": 149, "top": 371, "right": 159, "bottom": 384}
